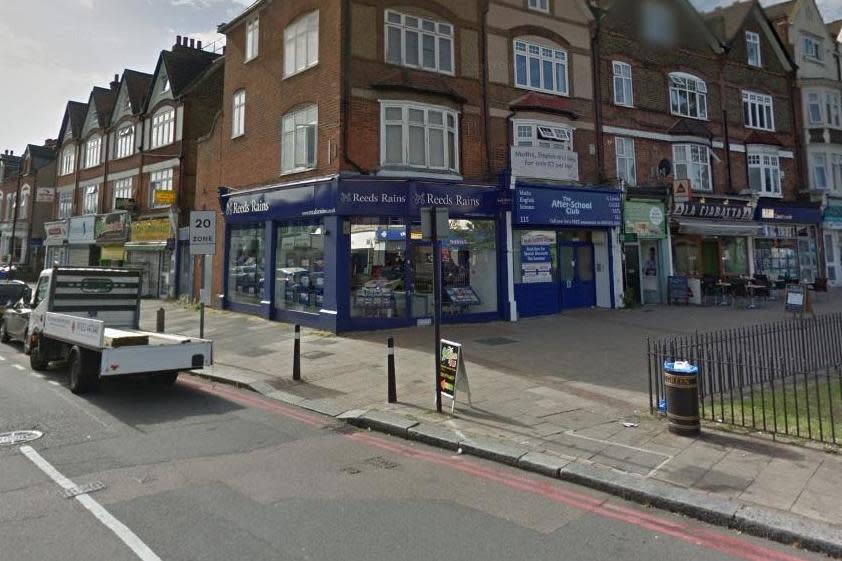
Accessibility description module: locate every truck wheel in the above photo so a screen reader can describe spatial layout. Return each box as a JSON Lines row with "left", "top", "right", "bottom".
{"left": 0, "top": 321, "right": 9, "bottom": 343}
{"left": 154, "top": 371, "right": 179, "bottom": 386}
{"left": 29, "top": 335, "right": 49, "bottom": 371}
{"left": 69, "top": 347, "right": 99, "bottom": 394}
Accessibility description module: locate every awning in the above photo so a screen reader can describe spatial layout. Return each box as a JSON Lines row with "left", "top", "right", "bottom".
{"left": 675, "top": 218, "right": 762, "bottom": 237}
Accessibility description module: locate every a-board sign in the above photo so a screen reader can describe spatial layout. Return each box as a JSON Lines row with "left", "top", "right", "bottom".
{"left": 785, "top": 284, "right": 813, "bottom": 314}
{"left": 439, "top": 339, "right": 471, "bottom": 411}
{"left": 668, "top": 275, "right": 690, "bottom": 305}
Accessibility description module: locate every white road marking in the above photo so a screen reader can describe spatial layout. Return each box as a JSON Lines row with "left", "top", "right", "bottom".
{"left": 0, "top": 355, "right": 6, "bottom": 361}
{"left": 19, "top": 446, "right": 163, "bottom": 561}
{"left": 31, "top": 373, "right": 46, "bottom": 379}
{"left": 12, "top": 364, "right": 25, "bottom": 371}
{"left": 48, "top": 381, "right": 61, "bottom": 386}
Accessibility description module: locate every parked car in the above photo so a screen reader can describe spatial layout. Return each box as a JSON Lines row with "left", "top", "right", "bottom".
{"left": 0, "top": 265, "right": 18, "bottom": 280}
{"left": 0, "top": 294, "right": 32, "bottom": 347}
{"left": 0, "top": 280, "right": 30, "bottom": 318}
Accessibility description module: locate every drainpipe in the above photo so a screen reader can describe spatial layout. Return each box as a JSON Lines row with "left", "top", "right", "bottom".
{"left": 103, "top": 127, "right": 110, "bottom": 212}
{"left": 480, "top": 0, "right": 491, "bottom": 179}
{"left": 8, "top": 171, "right": 21, "bottom": 280}
{"left": 26, "top": 166, "right": 38, "bottom": 270}
{"left": 591, "top": 0, "right": 605, "bottom": 184}
{"left": 722, "top": 109, "right": 734, "bottom": 193}
{"left": 341, "top": 0, "right": 367, "bottom": 174}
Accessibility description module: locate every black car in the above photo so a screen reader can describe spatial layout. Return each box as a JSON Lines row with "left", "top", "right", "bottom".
{"left": 0, "top": 281, "right": 30, "bottom": 317}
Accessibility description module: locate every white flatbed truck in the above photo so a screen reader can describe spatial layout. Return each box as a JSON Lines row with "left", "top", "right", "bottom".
{"left": 26, "top": 267, "right": 212, "bottom": 394}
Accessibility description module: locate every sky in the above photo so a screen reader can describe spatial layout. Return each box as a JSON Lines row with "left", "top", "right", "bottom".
{"left": 1, "top": 0, "right": 841, "bottom": 156}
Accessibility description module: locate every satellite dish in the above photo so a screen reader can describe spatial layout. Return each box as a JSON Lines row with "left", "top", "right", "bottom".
{"left": 658, "top": 159, "right": 672, "bottom": 178}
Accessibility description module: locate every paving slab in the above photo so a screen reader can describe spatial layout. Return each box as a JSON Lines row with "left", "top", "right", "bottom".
{"left": 406, "top": 423, "right": 461, "bottom": 451}
{"left": 458, "top": 435, "right": 529, "bottom": 466}
{"left": 350, "top": 410, "right": 419, "bottom": 437}
{"left": 518, "top": 452, "right": 572, "bottom": 477}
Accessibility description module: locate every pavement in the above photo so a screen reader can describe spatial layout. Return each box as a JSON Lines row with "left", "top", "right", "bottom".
{"left": 141, "top": 293, "right": 842, "bottom": 557}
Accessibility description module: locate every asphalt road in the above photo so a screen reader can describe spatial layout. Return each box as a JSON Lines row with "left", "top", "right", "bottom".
{"left": 0, "top": 341, "right": 829, "bottom": 561}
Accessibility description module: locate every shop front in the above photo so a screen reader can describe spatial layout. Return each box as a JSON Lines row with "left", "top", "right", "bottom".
{"left": 95, "top": 211, "right": 128, "bottom": 268}
{"left": 44, "top": 219, "right": 68, "bottom": 268}
{"left": 823, "top": 204, "right": 842, "bottom": 287}
{"left": 220, "top": 177, "right": 503, "bottom": 332}
{"left": 754, "top": 200, "right": 822, "bottom": 284}
{"left": 670, "top": 198, "right": 758, "bottom": 285}
{"left": 67, "top": 215, "right": 97, "bottom": 266}
{"left": 511, "top": 185, "right": 622, "bottom": 317}
{"left": 623, "top": 199, "right": 669, "bottom": 305}
{"left": 127, "top": 216, "right": 175, "bottom": 299}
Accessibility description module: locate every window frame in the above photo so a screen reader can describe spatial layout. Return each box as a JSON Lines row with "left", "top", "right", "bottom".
{"left": 58, "top": 190, "right": 73, "bottom": 218}
{"left": 112, "top": 177, "right": 133, "bottom": 210}
{"left": 513, "top": 120, "right": 574, "bottom": 151}
{"left": 527, "top": 0, "right": 550, "bottom": 13}
{"left": 742, "top": 91, "right": 775, "bottom": 131}
{"left": 747, "top": 151, "right": 782, "bottom": 197}
{"left": 82, "top": 184, "right": 99, "bottom": 215}
{"left": 745, "top": 31, "right": 761, "bottom": 67}
{"left": 232, "top": 90, "right": 246, "bottom": 138}
{"left": 813, "top": 153, "right": 829, "bottom": 190}
{"left": 60, "top": 146, "right": 75, "bottom": 176}
{"left": 380, "top": 101, "right": 460, "bottom": 174}
{"left": 281, "top": 104, "right": 319, "bottom": 175}
{"left": 150, "top": 107, "right": 175, "bottom": 149}
{"left": 149, "top": 168, "right": 175, "bottom": 208}
{"left": 245, "top": 16, "right": 259, "bottom": 62}
{"left": 284, "top": 10, "right": 319, "bottom": 78}
{"left": 668, "top": 72, "right": 708, "bottom": 120}
{"left": 384, "top": 9, "right": 455, "bottom": 76}
{"left": 513, "top": 39, "right": 569, "bottom": 96}
{"left": 18, "top": 185, "right": 30, "bottom": 219}
{"left": 84, "top": 135, "right": 102, "bottom": 169}
{"left": 615, "top": 137, "right": 636, "bottom": 187}
{"left": 5, "top": 193, "right": 14, "bottom": 221}
{"left": 612, "top": 61, "right": 633, "bottom": 107}
{"left": 673, "top": 144, "right": 712, "bottom": 192}
{"left": 803, "top": 35, "right": 822, "bottom": 62}
{"left": 115, "top": 124, "right": 135, "bottom": 159}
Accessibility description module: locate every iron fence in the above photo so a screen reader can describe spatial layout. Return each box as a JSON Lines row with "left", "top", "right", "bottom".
{"left": 647, "top": 313, "right": 842, "bottom": 445}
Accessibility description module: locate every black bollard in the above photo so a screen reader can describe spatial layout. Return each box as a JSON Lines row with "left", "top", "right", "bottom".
{"left": 293, "top": 324, "right": 301, "bottom": 381}
{"left": 387, "top": 337, "right": 396, "bottom": 403}
{"left": 199, "top": 302, "right": 205, "bottom": 339}
{"left": 156, "top": 307, "right": 165, "bottom": 333}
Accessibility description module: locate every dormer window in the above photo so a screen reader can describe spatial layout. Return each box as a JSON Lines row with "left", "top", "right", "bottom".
{"left": 60, "top": 146, "right": 75, "bottom": 176}
{"left": 115, "top": 125, "right": 135, "bottom": 158}
{"left": 385, "top": 10, "right": 453, "bottom": 75}
{"left": 669, "top": 73, "right": 708, "bottom": 120}
{"left": 746, "top": 31, "right": 761, "bottom": 67}
{"left": 803, "top": 36, "right": 822, "bottom": 61}
{"left": 151, "top": 108, "right": 175, "bottom": 148}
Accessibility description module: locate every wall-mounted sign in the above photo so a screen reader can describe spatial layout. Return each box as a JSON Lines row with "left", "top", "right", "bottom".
{"left": 154, "top": 190, "right": 176, "bottom": 206}
{"left": 673, "top": 180, "right": 692, "bottom": 203}
{"left": 625, "top": 201, "right": 666, "bottom": 239}
{"left": 824, "top": 205, "right": 842, "bottom": 230}
{"left": 68, "top": 215, "right": 96, "bottom": 244}
{"left": 115, "top": 197, "right": 137, "bottom": 212}
{"left": 671, "top": 200, "right": 754, "bottom": 221}
{"left": 520, "top": 231, "right": 554, "bottom": 284}
{"left": 131, "top": 218, "right": 171, "bottom": 243}
{"left": 95, "top": 212, "right": 128, "bottom": 243}
{"left": 756, "top": 202, "right": 822, "bottom": 224}
{"left": 514, "top": 186, "right": 622, "bottom": 227}
{"left": 36, "top": 188, "right": 55, "bottom": 203}
{"left": 510, "top": 146, "right": 579, "bottom": 182}
{"left": 44, "top": 220, "right": 68, "bottom": 246}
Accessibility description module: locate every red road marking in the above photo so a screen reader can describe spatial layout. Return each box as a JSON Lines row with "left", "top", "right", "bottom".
{"left": 182, "top": 376, "right": 811, "bottom": 561}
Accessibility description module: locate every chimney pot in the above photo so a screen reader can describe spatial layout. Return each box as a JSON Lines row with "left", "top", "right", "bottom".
{"left": 189, "top": 38, "right": 195, "bottom": 48}
{"left": 197, "top": 40, "right": 203, "bottom": 49}
{"left": 176, "top": 34, "right": 182, "bottom": 45}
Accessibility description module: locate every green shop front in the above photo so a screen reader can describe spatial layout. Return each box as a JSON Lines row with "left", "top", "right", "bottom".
{"left": 623, "top": 199, "right": 668, "bottom": 305}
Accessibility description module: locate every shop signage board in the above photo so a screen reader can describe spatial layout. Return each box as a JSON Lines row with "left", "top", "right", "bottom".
{"left": 154, "top": 190, "right": 176, "bottom": 206}
{"left": 514, "top": 186, "right": 622, "bottom": 227}
{"left": 68, "top": 216, "right": 96, "bottom": 244}
{"left": 671, "top": 200, "right": 754, "bottom": 221}
{"left": 190, "top": 211, "right": 216, "bottom": 255}
{"left": 668, "top": 276, "right": 690, "bottom": 305}
{"left": 785, "top": 284, "right": 814, "bottom": 315}
{"left": 625, "top": 201, "right": 666, "bottom": 239}
{"left": 131, "top": 218, "right": 172, "bottom": 243}
{"left": 510, "top": 146, "right": 579, "bottom": 182}
{"left": 36, "top": 188, "right": 55, "bottom": 203}
{"left": 115, "top": 197, "right": 137, "bottom": 212}
{"left": 439, "top": 339, "right": 471, "bottom": 412}
{"left": 95, "top": 212, "right": 128, "bottom": 243}
{"left": 44, "top": 220, "right": 68, "bottom": 245}
{"left": 520, "top": 231, "right": 554, "bottom": 284}
{"left": 757, "top": 203, "right": 822, "bottom": 225}
{"left": 673, "top": 180, "right": 692, "bottom": 203}
{"left": 824, "top": 205, "right": 842, "bottom": 230}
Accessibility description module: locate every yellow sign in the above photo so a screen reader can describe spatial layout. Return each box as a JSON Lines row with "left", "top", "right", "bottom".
{"left": 154, "top": 190, "right": 176, "bottom": 205}
{"left": 100, "top": 246, "right": 126, "bottom": 261}
{"left": 131, "top": 218, "right": 172, "bottom": 243}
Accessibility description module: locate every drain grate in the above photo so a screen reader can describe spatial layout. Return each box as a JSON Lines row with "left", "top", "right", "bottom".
{"left": 0, "top": 430, "right": 44, "bottom": 446}
{"left": 474, "top": 337, "right": 518, "bottom": 346}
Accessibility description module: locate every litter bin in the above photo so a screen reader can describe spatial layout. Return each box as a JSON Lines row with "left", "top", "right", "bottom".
{"left": 663, "top": 360, "right": 700, "bottom": 436}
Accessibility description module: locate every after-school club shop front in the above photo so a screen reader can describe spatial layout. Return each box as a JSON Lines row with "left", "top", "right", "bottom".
{"left": 220, "top": 177, "right": 507, "bottom": 332}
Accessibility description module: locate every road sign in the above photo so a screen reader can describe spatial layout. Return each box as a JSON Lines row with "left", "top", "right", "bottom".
{"left": 190, "top": 211, "right": 216, "bottom": 255}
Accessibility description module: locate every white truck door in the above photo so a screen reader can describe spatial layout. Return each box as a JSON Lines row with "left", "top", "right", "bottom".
{"left": 28, "top": 271, "right": 52, "bottom": 335}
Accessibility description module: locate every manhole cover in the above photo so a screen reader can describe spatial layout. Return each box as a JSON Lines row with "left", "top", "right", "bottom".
{"left": 0, "top": 430, "right": 44, "bottom": 446}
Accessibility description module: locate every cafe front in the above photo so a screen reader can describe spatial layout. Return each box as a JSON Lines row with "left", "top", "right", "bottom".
{"left": 623, "top": 199, "right": 669, "bottom": 305}
{"left": 220, "top": 176, "right": 504, "bottom": 332}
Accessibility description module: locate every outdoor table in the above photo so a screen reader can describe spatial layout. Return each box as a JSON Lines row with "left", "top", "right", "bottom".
{"left": 716, "top": 282, "right": 732, "bottom": 306}
{"left": 745, "top": 283, "right": 764, "bottom": 309}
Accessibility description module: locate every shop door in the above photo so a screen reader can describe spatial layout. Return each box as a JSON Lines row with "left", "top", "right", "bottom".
{"left": 624, "top": 244, "right": 641, "bottom": 306}
{"left": 702, "top": 241, "right": 719, "bottom": 277}
{"left": 559, "top": 242, "right": 596, "bottom": 309}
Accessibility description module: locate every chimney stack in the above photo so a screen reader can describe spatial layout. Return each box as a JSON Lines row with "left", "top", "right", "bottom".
{"left": 189, "top": 38, "right": 195, "bottom": 48}
{"left": 175, "top": 34, "right": 182, "bottom": 48}
{"left": 110, "top": 73, "right": 120, "bottom": 91}
{"left": 197, "top": 40, "right": 203, "bottom": 49}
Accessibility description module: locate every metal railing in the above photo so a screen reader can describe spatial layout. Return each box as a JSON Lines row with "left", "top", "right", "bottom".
{"left": 648, "top": 313, "right": 842, "bottom": 445}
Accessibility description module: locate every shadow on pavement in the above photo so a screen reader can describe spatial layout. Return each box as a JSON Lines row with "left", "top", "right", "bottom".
{"left": 698, "top": 430, "right": 805, "bottom": 461}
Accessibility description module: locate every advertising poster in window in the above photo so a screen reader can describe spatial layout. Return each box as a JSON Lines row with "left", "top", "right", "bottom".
{"left": 520, "top": 231, "right": 554, "bottom": 284}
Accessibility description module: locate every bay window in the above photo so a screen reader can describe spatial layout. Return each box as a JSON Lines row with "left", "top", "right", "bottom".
{"left": 284, "top": 11, "right": 319, "bottom": 77}
{"left": 514, "top": 122, "right": 573, "bottom": 151}
{"left": 115, "top": 125, "right": 134, "bottom": 158}
{"left": 282, "top": 105, "right": 318, "bottom": 174}
{"left": 807, "top": 92, "right": 822, "bottom": 124}
{"left": 514, "top": 39, "right": 568, "bottom": 96}
{"left": 85, "top": 136, "right": 101, "bottom": 168}
{"left": 673, "top": 144, "right": 711, "bottom": 192}
{"left": 742, "top": 91, "right": 774, "bottom": 131}
{"left": 385, "top": 10, "right": 454, "bottom": 75}
{"left": 748, "top": 152, "right": 782, "bottom": 196}
{"left": 669, "top": 73, "right": 708, "bottom": 120}
{"left": 381, "top": 102, "right": 459, "bottom": 173}
{"left": 151, "top": 108, "right": 175, "bottom": 148}
{"left": 813, "top": 154, "right": 829, "bottom": 190}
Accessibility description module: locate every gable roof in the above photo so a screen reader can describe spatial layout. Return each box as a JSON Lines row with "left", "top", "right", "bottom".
{"left": 123, "top": 69, "right": 154, "bottom": 114}
{"left": 703, "top": 0, "right": 795, "bottom": 71}
{"left": 145, "top": 43, "right": 221, "bottom": 110}
{"left": 763, "top": 0, "right": 796, "bottom": 21}
{"left": 25, "top": 144, "right": 56, "bottom": 162}
{"left": 90, "top": 87, "right": 117, "bottom": 129}
{"left": 828, "top": 20, "right": 842, "bottom": 41}
{"left": 57, "top": 100, "right": 88, "bottom": 143}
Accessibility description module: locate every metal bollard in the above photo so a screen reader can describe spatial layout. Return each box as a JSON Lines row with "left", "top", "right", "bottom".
{"left": 387, "top": 337, "right": 396, "bottom": 403}
{"left": 199, "top": 302, "right": 205, "bottom": 339}
{"left": 156, "top": 308, "right": 165, "bottom": 333}
{"left": 292, "top": 324, "right": 301, "bottom": 381}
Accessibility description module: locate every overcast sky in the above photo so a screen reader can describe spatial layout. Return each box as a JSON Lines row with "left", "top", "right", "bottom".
{"left": 1, "top": 0, "right": 840, "bottom": 157}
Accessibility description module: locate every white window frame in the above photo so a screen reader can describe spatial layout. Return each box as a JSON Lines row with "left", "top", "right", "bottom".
{"left": 58, "top": 190, "right": 73, "bottom": 218}
{"left": 232, "top": 90, "right": 246, "bottom": 138}
{"left": 284, "top": 11, "right": 319, "bottom": 78}
{"left": 115, "top": 124, "right": 134, "bottom": 159}
{"left": 281, "top": 105, "right": 318, "bottom": 175}
{"left": 748, "top": 151, "right": 782, "bottom": 197}
{"left": 5, "top": 194, "right": 14, "bottom": 221}
{"left": 803, "top": 35, "right": 822, "bottom": 62}
{"left": 384, "top": 10, "right": 454, "bottom": 76}
{"left": 513, "top": 120, "right": 573, "bottom": 151}
{"left": 380, "top": 101, "right": 460, "bottom": 174}
{"left": 830, "top": 153, "right": 842, "bottom": 193}
{"left": 113, "top": 177, "right": 133, "bottom": 209}
{"left": 84, "top": 135, "right": 101, "bottom": 169}
{"left": 807, "top": 91, "right": 823, "bottom": 124}
{"left": 669, "top": 72, "right": 708, "bottom": 120}
{"left": 612, "top": 61, "right": 633, "bottom": 107}
{"left": 527, "top": 0, "right": 550, "bottom": 13}
{"left": 742, "top": 91, "right": 775, "bottom": 131}
{"left": 826, "top": 91, "right": 842, "bottom": 128}
{"left": 673, "top": 144, "right": 712, "bottom": 192}
{"left": 18, "top": 185, "right": 30, "bottom": 219}
{"left": 513, "top": 39, "right": 569, "bottom": 96}
{"left": 615, "top": 137, "right": 636, "bottom": 187}
{"left": 150, "top": 168, "right": 174, "bottom": 208}
{"left": 60, "top": 146, "right": 75, "bottom": 176}
{"left": 151, "top": 107, "right": 175, "bottom": 148}
{"left": 245, "top": 16, "right": 259, "bottom": 62}
{"left": 813, "top": 153, "right": 829, "bottom": 190}
{"left": 82, "top": 184, "right": 99, "bottom": 214}
{"left": 746, "top": 31, "right": 761, "bottom": 67}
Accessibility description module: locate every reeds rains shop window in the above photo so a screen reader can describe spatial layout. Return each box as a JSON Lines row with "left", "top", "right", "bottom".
{"left": 229, "top": 226, "right": 265, "bottom": 305}
{"left": 274, "top": 222, "right": 325, "bottom": 313}
{"left": 350, "top": 219, "right": 408, "bottom": 319}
